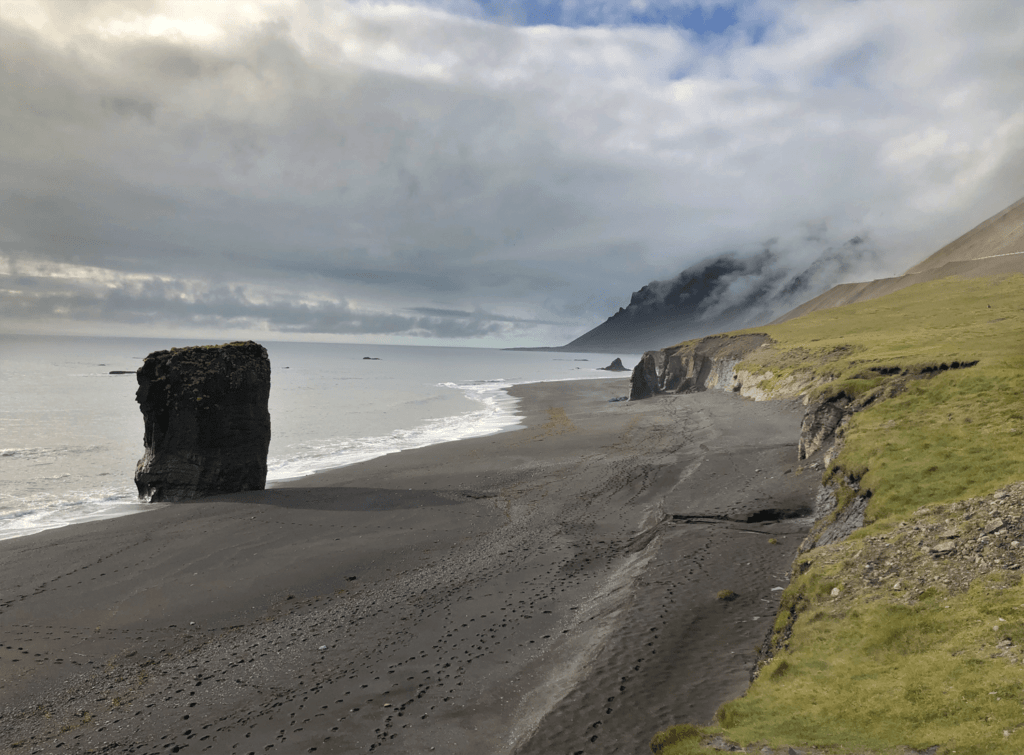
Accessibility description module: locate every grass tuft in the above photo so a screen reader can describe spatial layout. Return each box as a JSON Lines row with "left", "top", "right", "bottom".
{"left": 650, "top": 724, "right": 702, "bottom": 753}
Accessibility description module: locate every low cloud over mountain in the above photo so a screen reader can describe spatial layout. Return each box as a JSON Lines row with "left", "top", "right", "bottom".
{"left": 562, "top": 235, "right": 877, "bottom": 352}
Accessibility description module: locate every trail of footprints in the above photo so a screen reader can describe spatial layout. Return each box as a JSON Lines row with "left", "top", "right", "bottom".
{"left": 4, "top": 404, "right": 716, "bottom": 754}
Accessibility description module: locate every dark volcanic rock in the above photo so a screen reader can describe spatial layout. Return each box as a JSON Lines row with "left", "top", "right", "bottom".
{"left": 598, "top": 357, "right": 629, "bottom": 372}
{"left": 135, "top": 341, "right": 271, "bottom": 502}
{"left": 566, "top": 256, "right": 748, "bottom": 354}
{"left": 629, "top": 352, "right": 661, "bottom": 400}
{"left": 559, "top": 239, "right": 872, "bottom": 354}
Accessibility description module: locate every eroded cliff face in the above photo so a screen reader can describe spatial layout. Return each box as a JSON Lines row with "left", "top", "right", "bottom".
{"left": 135, "top": 341, "right": 271, "bottom": 502}
{"left": 798, "top": 395, "right": 851, "bottom": 460}
{"left": 627, "top": 334, "right": 773, "bottom": 400}
{"left": 628, "top": 338, "right": 983, "bottom": 558}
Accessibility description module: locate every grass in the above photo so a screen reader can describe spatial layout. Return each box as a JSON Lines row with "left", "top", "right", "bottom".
{"left": 734, "top": 274, "right": 1024, "bottom": 527}
{"left": 717, "top": 572, "right": 1024, "bottom": 755}
{"left": 651, "top": 274, "right": 1024, "bottom": 755}
{"left": 650, "top": 724, "right": 704, "bottom": 754}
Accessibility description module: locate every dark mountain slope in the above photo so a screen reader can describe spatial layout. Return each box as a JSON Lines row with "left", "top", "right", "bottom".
{"left": 559, "top": 238, "right": 871, "bottom": 354}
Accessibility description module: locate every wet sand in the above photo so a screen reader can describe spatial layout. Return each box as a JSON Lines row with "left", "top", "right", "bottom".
{"left": 0, "top": 379, "right": 819, "bottom": 754}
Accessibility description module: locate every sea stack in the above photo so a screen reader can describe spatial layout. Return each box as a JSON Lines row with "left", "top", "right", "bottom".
{"left": 599, "top": 357, "right": 629, "bottom": 372}
{"left": 134, "top": 341, "right": 271, "bottom": 502}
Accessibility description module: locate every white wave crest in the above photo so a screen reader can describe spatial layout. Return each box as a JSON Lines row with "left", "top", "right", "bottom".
{"left": 267, "top": 380, "right": 521, "bottom": 483}
{"left": 0, "top": 485, "right": 148, "bottom": 541}
{"left": 1, "top": 445, "right": 106, "bottom": 460}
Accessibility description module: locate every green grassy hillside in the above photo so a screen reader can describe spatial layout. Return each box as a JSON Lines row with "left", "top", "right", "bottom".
{"left": 652, "top": 274, "right": 1024, "bottom": 755}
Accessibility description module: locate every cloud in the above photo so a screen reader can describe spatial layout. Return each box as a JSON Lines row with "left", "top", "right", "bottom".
{"left": 0, "top": 0, "right": 1021, "bottom": 345}
{"left": 0, "top": 255, "right": 536, "bottom": 339}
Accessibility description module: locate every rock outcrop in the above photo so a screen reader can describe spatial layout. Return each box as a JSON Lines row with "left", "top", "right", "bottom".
{"left": 629, "top": 338, "right": 986, "bottom": 560}
{"left": 135, "top": 341, "right": 271, "bottom": 502}
{"left": 628, "top": 334, "right": 771, "bottom": 400}
{"left": 798, "top": 476, "right": 869, "bottom": 553}
{"left": 599, "top": 358, "right": 629, "bottom": 372}
{"left": 797, "top": 395, "right": 852, "bottom": 460}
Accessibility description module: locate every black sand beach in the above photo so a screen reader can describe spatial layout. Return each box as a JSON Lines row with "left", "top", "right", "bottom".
{"left": 0, "top": 379, "right": 820, "bottom": 754}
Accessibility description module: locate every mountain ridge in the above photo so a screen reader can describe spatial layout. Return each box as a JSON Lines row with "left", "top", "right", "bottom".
{"left": 513, "top": 196, "right": 1023, "bottom": 356}
{"left": 538, "top": 237, "right": 873, "bottom": 354}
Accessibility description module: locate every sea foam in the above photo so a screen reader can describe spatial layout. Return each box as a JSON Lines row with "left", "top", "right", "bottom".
{"left": 267, "top": 380, "right": 521, "bottom": 483}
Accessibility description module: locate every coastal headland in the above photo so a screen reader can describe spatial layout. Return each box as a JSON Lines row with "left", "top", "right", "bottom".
{"left": 645, "top": 272, "right": 1024, "bottom": 754}
{"left": 0, "top": 378, "right": 819, "bottom": 754}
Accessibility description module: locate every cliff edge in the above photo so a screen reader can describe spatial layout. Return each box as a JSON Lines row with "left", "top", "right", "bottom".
{"left": 645, "top": 271, "right": 1024, "bottom": 753}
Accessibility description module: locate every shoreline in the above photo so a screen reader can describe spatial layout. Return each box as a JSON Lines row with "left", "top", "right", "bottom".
{"left": 0, "top": 372, "right": 632, "bottom": 544}
{"left": 264, "top": 372, "right": 631, "bottom": 486}
{"left": 0, "top": 377, "right": 819, "bottom": 754}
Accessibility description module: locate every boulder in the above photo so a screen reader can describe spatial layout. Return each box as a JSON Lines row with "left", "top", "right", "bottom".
{"left": 599, "top": 358, "right": 629, "bottom": 372}
{"left": 135, "top": 341, "right": 271, "bottom": 502}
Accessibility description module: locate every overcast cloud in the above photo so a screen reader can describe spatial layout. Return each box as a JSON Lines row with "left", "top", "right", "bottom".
{"left": 1, "top": 0, "right": 1021, "bottom": 346}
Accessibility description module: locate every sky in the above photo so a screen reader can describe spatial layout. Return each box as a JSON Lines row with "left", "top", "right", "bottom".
{"left": 1, "top": 0, "right": 1022, "bottom": 348}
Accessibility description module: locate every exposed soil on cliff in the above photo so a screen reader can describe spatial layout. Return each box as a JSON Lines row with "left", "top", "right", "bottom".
{"left": 803, "top": 482, "right": 1024, "bottom": 611}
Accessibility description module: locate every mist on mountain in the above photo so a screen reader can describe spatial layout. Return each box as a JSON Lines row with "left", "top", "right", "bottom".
{"left": 561, "top": 236, "right": 876, "bottom": 353}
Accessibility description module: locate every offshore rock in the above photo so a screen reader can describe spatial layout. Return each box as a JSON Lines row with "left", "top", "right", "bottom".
{"left": 135, "top": 341, "right": 271, "bottom": 502}
{"left": 599, "top": 357, "right": 629, "bottom": 372}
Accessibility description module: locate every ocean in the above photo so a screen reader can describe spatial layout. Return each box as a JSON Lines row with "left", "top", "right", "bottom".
{"left": 0, "top": 334, "right": 637, "bottom": 541}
